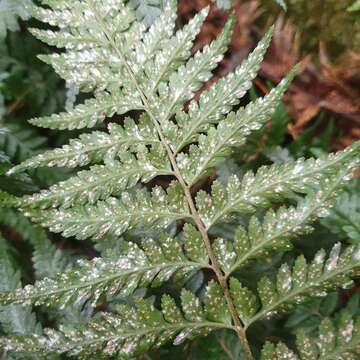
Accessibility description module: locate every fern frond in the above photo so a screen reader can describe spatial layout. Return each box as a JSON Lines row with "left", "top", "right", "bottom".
{"left": 153, "top": 11, "right": 234, "bottom": 122}
{"left": 8, "top": 115, "right": 159, "bottom": 174}
{"left": 27, "top": 0, "right": 208, "bottom": 131}
{"left": 0, "top": 236, "right": 41, "bottom": 336}
{"left": 27, "top": 0, "right": 236, "bottom": 135}
{"left": 19, "top": 148, "right": 171, "bottom": 209}
{"left": 0, "top": 0, "right": 31, "bottom": 39}
{"left": 173, "top": 27, "right": 274, "bottom": 153}
{"left": 177, "top": 67, "right": 298, "bottom": 185}
{"left": 129, "top": 0, "right": 168, "bottom": 27}
{"left": 23, "top": 181, "right": 191, "bottom": 240}
{"left": 1, "top": 290, "right": 234, "bottom": 357}
{"left": 212, "top": 164, "right": 359, "bottom": 275}
{"left": 0, "top": 227, "right": 209, "bottom": 308}
{"left": 241, "top": 243, "right": 360, "bottom": 327}
{"left": 143, "top": 6, "right": 209, "bottom": 96}
{"left": 229, "top": 278, "right": 259, "bottom": 323}
{"left": 28, "top": 1, "right": 138, "bottom": 92}
{"left": 260, "top": 342, "right": 298, "bottom": 359}
{"left": 5, "top": 1, "right": 360, "bottom": 358}
{"left": 131, "top": 0, "right": 177, "bottom": 64}
{"left": 0, "top": 208, "right": 69, "bottom": 279}
{"left": 197, "top": 140, "right": 360, "bottom": 229}
{"left": 261, "top": 311, "right": 360, "bottom": 359}
{"left": 29, "top": 94, "right": 140, "bottom": 130}
{"left": 29, "top": 0, "right": 169, "bottom": 52}
{"left": 0, "top": 190, "right": 19, "bottom": 208}
{"left": 321, "top": 180, "right": 360, "bottom": 244}
{"left": 296, "top": 311, "right": 360, "bottom": 359}
{"left": 0, "top": 122, "right": 47, "bottom": 162}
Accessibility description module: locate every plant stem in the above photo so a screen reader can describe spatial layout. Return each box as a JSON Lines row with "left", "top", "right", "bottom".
{"left": 89, "top": 3, "right": 253, "bottom": 358}
{"left": 182, "top": 184, "right": 253, "bottom": 359}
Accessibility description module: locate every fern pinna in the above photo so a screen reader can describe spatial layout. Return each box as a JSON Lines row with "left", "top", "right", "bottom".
{"left": 0, "top": 0, "right": 359, "bottom": 359}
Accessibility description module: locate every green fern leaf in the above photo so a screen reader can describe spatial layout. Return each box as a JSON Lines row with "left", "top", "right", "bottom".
{"left": 0, "top": 208, "right": 69, "bottom": 279}
{"left": 0, "top": 122, "right": 47, "bottom": 162}
{"left": 245, "top": 243, "right": 360, "bottom": 326}
{"left": 262, "top": 310, "right": 360, "bottom": 359}
{"left": 212, "top": 164, "right": 359, "bottom": 276}
{"left": 154, "top": 12, "right": 234, "bottom": 123}
{"left": 296, "top": 311, "right": 360, "bottom": 359}
{"left": 1, "top": 290, "right": 234, "bottom": 357}
{"left": 143, "top": 6, "right": 209, "bottom": 96}
{"left": 197, "top": 141, "right": 360, "bottom": 229}
{"left": 0, "top": 0, "right": 31, "bottom": 39}
{"left": 3, "top": 1, "right": 360, "bottom": 358}
{"left": 0, "top": 190, "right": 19, "bottom": 208}
{"left": 19, "top": 148, "right": 171, "bottom": 209}
{"left": 29, "top": 94, "right": 139, "bottom": 130}
{"left": 229, "top": 277, "right": 258, "bottom": 323}
{"left": 132, "top": 0, "right": 177, "bottom": 63}
{"left": 0, "top": 236, "right": 41, "bottom": 336}
{"left": 27, "top": 1, "right": 207, "bottom": 130}
{"left": 260, "top": 341, "right": 297, "bottom": 359}
{"left": 0, "top": 226, "right": 209, "bottom": 308}
{"left": 204, "top": 280, "right": 232, "bottom": 324}
{"left": 8, "top": 115, "right": 159, "bottom": 174}
{"left": 173, "top": 27, "right": 274, "bottom": 154}
{"left": 28, "top": 1, "right": 138, "bottom": 92}
{"left": 177, "top": 67, "right": 298, "bottom": 185}
{"left": 321, "top": 180, "right": 360, "bottom": 244}
{"left": 22, "top": 181, "right": 191, "bottom": 240}
{"left": 129, "top": 0, "right": 168, "bottom": 27}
